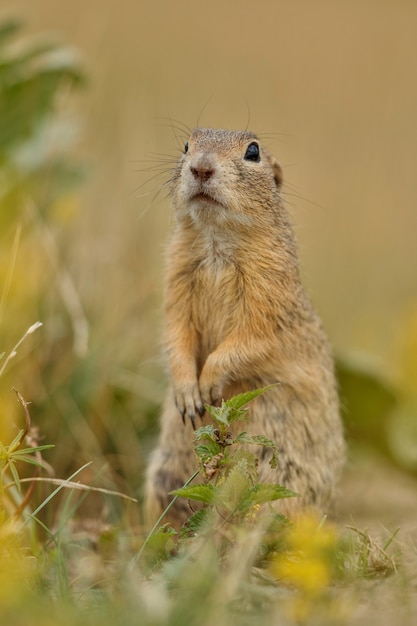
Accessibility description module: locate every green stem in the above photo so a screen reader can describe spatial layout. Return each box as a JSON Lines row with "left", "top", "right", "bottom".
{"left": 24, "top": 462, "right": 92, "bottom": 525}
{"left": 130, "top": 469, "right": 200, "bottom": 570}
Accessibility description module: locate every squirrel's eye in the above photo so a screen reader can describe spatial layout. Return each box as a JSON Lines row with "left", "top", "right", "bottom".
{"left": 244, "top": 142, "right": 260, "bottom": 162}
{"left": 184, "top": 141, "right": 189, "bottom": 154}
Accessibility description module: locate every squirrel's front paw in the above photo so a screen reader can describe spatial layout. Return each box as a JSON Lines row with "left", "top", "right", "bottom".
{"left": 173, "top": 380, "right": 204, "bottom": 427}
{"left": 199, "top": 366, "right": 223, "bottom": 408}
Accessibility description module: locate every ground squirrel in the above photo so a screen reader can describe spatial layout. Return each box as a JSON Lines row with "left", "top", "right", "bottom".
{"left": 144, "top": 127, "right": 345, "bottom": 529}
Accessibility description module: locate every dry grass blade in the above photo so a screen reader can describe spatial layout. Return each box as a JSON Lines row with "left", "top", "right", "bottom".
{"left": 12, "top": 387, "right": 32, "bottom": 444}
{"left": 3, "top": 476, "right": 137, "bottom": 502}
{"left": 346, "top": 525, "right": 399, "bottom": 577}
{"left": 0, "top": 321, "right": 43, "bottom": 378}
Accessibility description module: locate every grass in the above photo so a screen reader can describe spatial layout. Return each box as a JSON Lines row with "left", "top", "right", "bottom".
{"left": 0, "top": 381, "right": 411, "bottom": 626}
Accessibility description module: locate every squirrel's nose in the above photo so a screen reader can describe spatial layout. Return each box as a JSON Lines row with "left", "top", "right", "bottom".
{"left": 189, "top": 153, "right": 216, "bottom": 182}
{"left": 190, "top": 164, "right": 215, "bottom": 182}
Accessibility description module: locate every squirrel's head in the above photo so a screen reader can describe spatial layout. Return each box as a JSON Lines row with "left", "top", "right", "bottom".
{"left": 170, "top": 128, "right": 284, "bottom": 229}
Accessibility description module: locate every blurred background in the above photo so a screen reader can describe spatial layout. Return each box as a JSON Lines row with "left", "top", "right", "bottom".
{"left": 0, "top": 0, "right": 416, "bottom": 526}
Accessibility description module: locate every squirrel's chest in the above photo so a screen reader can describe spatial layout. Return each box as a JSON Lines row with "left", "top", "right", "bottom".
{"left": 191, "top": 260, "right": 241, "bottom": 347}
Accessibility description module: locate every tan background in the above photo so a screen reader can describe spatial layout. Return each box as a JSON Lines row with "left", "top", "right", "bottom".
{"left": 4, "top": 0, "right": 417, "bottom": 375}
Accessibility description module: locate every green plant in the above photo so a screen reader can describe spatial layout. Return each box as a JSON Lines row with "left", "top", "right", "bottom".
{"left": 172, "top": 387, "right": 296, "bottom": 532}
{"left": 0, "top": 389, "right": 54, "bottom": 521}
{"left": 137, "top": 388, "right": 296, "bottom": 572}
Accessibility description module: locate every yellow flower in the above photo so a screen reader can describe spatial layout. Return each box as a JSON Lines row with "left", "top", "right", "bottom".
{"left": 269, "top": 515, "right": 337, "bottom": 595}
{"left": 276, "top": 553, "right": 331, "bottom": 594}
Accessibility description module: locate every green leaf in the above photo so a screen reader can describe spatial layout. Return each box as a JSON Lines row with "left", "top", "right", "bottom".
{"left": 224, "top": 385, "right": 276, "bottom": 412}
{"left": 194, "top": 424, "right": 216, "bottom": 440}
{"left": 179, "top": 509, "right": 210, "bottom": 538}
{"left": 8, "top": 459, "right": 21, "bottom": 493}
{"left": 244, "top": 433, "right": 276, "bottom": 447}
{"left": 217, "top": 462, "right": 251, "bottom": 510}
{"left": 8, "top": 454, "right": 51, "bottom": 471}
{"left": 247, "top": 483, "right": 298, "bottom": 505}
{"left": 7, "top": 428, "right": 24, "bottom": 453}
{"left": 11, "top": 444, "right": 54, "bottom": 455}
{"left": 236, "top": 482, "right": 297, "bottom": 514}
{"left": 141, "top": 524, "right": 177, "bottom": 570}
{"left": 234, "top": 432, "right": 273, "bottom": 447}
{"left": 195, "top": 441, "right": 222, "bottom": 459}
{"left": 235, "top": 432, "right": 279, "bottom": 468}
{"left": 203, "top": 404, "right": 223, "bottom": 421}
{"left": 203, "top": 386, "right": 276, "bottom": 429}
{"left": 226, "top": 449, "right": 258, "bottom": 482}
{"left": 171, "top": 484, "right": 217, "bottom": 504}
{"left": 205, "top": 401, "right": 232, "bottom": 427}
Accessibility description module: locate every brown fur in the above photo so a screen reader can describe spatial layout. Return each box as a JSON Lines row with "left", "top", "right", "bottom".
{"left": 144, "top": 128, "right": 345, "bottom": 529}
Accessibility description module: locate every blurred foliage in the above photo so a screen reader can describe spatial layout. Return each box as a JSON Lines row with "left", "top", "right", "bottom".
{"left": 0, "top": 19, "right": 144, "bottom": 521}
{"left": 0, "top": 19, "right": 85, "bottom": 219}
{"left": 0, "top": 22, "right": 85, "bottom": 429}
{"left": 338, "top": 339, "right": 417, "bottom": 474}
{"left": 0, "top": 17, "right": 86, "bottom": 446}
{"left": 337, "top": 356, "right": 398, "bottom": 456}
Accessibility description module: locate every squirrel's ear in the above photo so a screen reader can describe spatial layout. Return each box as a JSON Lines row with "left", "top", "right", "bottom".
{"left": 270, "top": 157, "right": 283, "bottom": 188}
